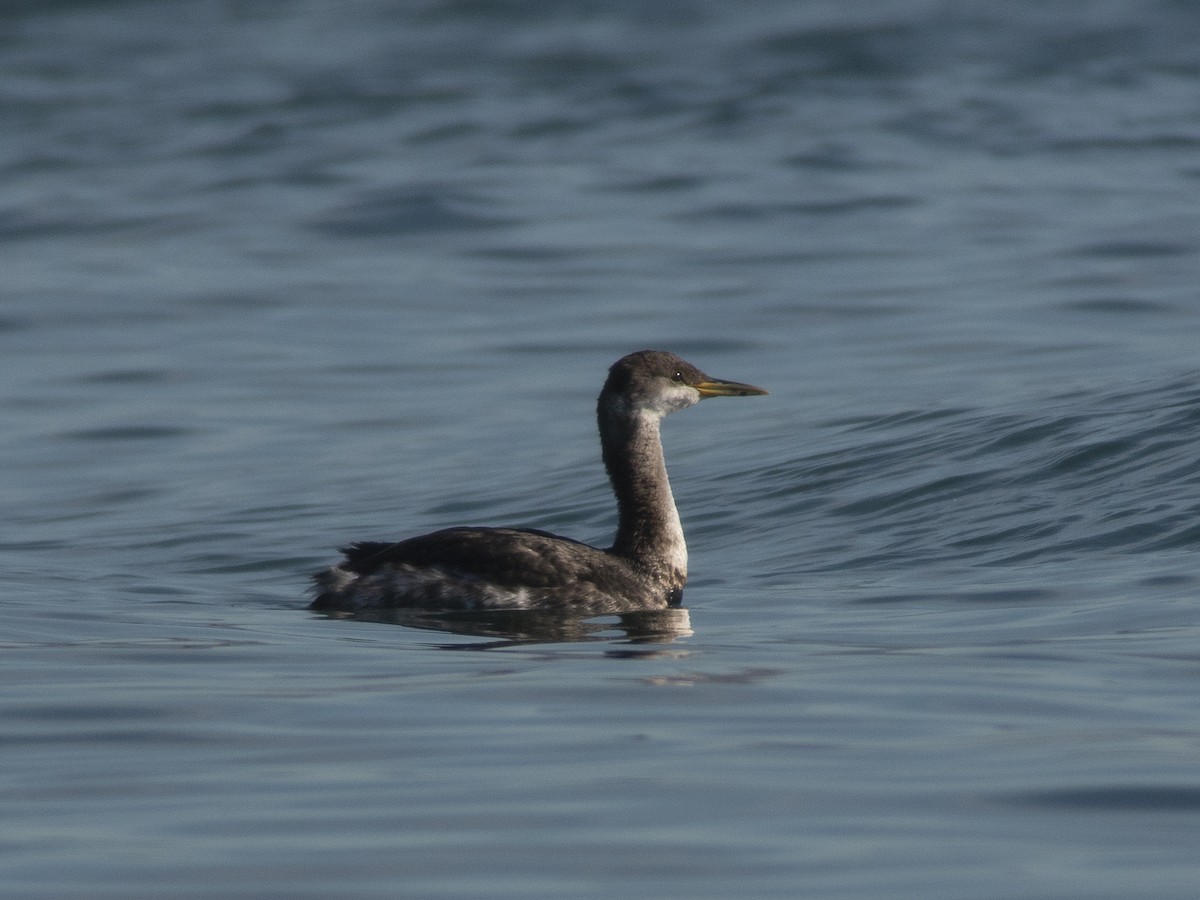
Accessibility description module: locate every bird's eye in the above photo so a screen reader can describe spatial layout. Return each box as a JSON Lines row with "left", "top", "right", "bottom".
{"left": 671, "top": 371, "right": 685, "bottom": 383}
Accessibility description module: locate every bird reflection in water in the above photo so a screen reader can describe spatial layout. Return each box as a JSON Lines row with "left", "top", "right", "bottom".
{"left": 321, "top": 606, "right": 694, "bottom": 647}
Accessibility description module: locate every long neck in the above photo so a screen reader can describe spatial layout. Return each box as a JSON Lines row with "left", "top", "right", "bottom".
{"left": 599, "top": 400, "right": 687, "bottom": 586}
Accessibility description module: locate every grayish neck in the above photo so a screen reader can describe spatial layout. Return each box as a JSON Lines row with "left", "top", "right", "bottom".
{"left": 598, "top": 399, "right": 687, "bottom": 587}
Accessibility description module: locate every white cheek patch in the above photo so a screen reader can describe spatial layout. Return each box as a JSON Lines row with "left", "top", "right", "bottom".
{"left": 641, "top": 383, "right": 701, "bottom": 418}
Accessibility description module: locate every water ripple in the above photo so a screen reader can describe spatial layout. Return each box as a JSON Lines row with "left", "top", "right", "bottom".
{"left": 1005, "top": 785, "right": 1200, "bottom": 812}
{"left": 753, "top": 374, "right": 1200, "bottom": 575}
{"left": 310, "top": 185, "right": 515, "bottom": 236}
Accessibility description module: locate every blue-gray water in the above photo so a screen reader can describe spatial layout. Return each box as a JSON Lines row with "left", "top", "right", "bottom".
{"left": 4, "top": 1, "right": 1200, "bottom": 897}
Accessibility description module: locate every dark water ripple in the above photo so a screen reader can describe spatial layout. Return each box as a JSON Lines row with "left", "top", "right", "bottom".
{"left": 310, "top": 184, "right": 516, "bottom": 236}
{"left": 1006, "top": 785, "right": 1200, "bottom": 813}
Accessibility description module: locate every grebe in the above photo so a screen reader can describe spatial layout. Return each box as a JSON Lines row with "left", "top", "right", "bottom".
{"left": 310, "top": 350, "right": 766, "bottom": 614}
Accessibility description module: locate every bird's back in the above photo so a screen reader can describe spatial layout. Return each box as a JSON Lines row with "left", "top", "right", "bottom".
{"left": 311, "top": 526, "right": 675, "bottom": 613}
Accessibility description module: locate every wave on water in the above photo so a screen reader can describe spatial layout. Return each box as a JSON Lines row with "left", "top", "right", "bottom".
{"left": 751, "top": 374, "right": 1200, "bottom": 581}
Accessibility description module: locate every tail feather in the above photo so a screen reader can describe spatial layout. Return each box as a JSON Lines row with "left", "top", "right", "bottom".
{"left": 309, "top": 541, "right": 399, "bottom": 610}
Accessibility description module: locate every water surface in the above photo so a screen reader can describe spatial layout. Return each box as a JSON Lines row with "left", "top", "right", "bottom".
{"left": 3, "top": 1, "right": 1200, "bottom": 897}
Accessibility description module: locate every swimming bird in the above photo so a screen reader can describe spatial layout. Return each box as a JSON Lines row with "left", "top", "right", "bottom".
{"left": 310, "top": 350, "right": 767, "bottom": 614}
